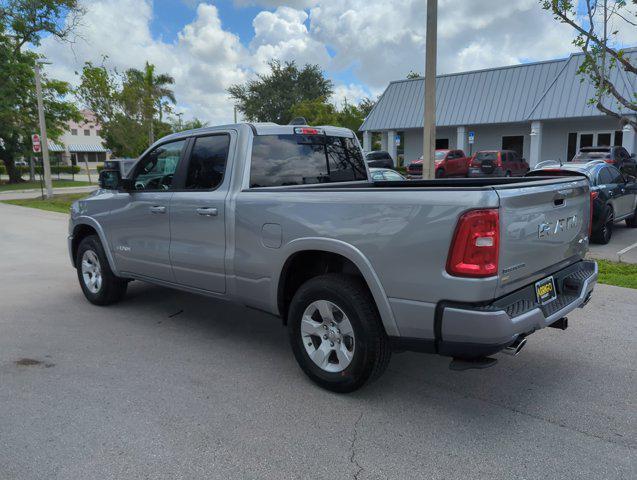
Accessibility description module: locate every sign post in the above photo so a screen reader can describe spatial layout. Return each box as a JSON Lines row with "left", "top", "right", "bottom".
{"left": 422, "top": 0, "right": 438, "bottom": 179}
{"left": 34, "top": 63, "right": 53, "bottom": 198}
{"left": 468, "top": 131, "right": 475, "bottom": 155}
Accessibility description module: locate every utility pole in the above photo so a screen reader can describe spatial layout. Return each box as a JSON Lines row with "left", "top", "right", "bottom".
{"left": 34, "top": 62, "right": 53, "bottom": 198}
{"left": 234, "top": 105, "right": 238, "bottom": 124}
{"left": 422, "top": 0, "right": 438, "bottom": 180}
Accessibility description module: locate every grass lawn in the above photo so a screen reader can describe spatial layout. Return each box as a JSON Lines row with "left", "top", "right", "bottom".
{"left": 1, "top": 193, "right": 87, "bottom": 214}
{"left": 0, "top": 179, "right": 93, "bottom": 192}
{"left": 596, "top": 260, "right": 637, "bottom": 289}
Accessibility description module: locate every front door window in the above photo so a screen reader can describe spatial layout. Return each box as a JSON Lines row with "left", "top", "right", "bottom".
{"left": 132, "top": 140, "right": 186, "bottom": 191}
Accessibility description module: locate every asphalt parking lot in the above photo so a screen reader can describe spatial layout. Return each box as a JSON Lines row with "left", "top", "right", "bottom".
{"left": 0, "top": 203, "right": 635, "bottom": 480}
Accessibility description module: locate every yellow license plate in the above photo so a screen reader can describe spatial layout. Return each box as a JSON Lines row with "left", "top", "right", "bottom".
{"left": 535, "top": 276, "right": 557, "bottom": 305}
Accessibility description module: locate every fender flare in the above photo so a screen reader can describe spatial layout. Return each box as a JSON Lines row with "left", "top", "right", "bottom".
{"left": 272, "top": 237, "right": 399, "bottom": 337}
{"left": 71, "top": 217, "right": 120, "bottom": 276}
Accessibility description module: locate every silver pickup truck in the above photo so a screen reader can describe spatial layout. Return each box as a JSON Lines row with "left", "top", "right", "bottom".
{"left": 69, "top": 123, "right": 597, "bottom": 392}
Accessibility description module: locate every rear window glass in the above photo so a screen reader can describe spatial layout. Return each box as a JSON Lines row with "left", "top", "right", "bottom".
{"left": 573, "top": 151, "right": 608, "bottom": 162}
{"left": 475, "top": 152, "right": 498, "bottom": 162}
{"left": 250, "top": 134, "right": 367, "bottom": 188}
{"left": 367, "top": 151, "right": 390, "bottom": 160}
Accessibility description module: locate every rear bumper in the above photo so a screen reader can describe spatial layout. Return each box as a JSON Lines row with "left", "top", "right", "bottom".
{"left": 391, "top": 260, "right": 598, "bottom": 359}
{"left": 467, "top": 167, "right": 504, "bottom": 177}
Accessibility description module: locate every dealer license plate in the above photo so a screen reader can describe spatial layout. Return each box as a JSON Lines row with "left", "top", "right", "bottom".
{"left": 535, "top": 276, "right": 557, "bottom": 305}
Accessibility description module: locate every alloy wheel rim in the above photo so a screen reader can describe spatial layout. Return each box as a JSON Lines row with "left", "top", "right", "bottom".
{"left": 81, "top": 250, "right": 102, "bottom": 294}
{"left": 300, "top": 300, "right": 355, "bottom": 373}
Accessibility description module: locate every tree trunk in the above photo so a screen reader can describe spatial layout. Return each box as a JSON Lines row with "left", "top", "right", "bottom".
{"left": 1, "top": 158, "right": 25, "bottom": 184}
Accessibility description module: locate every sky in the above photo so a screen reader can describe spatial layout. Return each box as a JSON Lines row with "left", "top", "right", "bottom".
{"left": 36, "top": 0, "right": 637, "bottom": 125}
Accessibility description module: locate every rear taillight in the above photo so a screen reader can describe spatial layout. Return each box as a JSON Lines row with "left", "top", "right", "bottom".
{"left": 495, "top": 154, "right": 502, "bottom": 168}
{"left": 604, "top": 158, "right": 616, "bottom": 164}
{"left": 447, "top": 209, "right": 499, "bottom": 278}
{"left": 589, "top": 191, "right": 599, "bottom": 235}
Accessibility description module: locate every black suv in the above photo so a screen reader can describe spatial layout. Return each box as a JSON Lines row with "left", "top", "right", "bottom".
{"left": 365, "top": 150, "right": 394, "bottom": 169}
{"left": 572, "top": 146, "right": 636, "bottom": 173}
{"left": 528, "top": 161, "right": 637, "bottom": 244}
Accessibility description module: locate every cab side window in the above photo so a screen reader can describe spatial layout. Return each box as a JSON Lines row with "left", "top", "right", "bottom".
{"left": 607, "top": 165, "right": 625, "bottom": 184}
{"left": 132, "top": 140, "right": 186, "bottom": 191}
{"left": 597, "top": 167, "right": 614, "bottom": 185}
{"left": 185, "top": 135, "right": 230, "bottom": 190}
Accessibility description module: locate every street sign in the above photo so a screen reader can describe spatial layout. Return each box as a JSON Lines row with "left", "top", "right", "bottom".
{"left": 395, "top": 134, "right": 400, "bottom": 146}
{"left": 32, "top": 134, "right": 41, "bottom": 153}
{"left": 468, "top": 131, "right": 475, "bottom": 144}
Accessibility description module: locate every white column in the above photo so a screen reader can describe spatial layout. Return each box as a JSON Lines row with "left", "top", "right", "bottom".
{"left": 456, "top": 126, "right": 466, "bottom": 152}
{"left": 622, "top": 119, "right": 636, "bottom": 156}
{"left": 363, "top": 131, "right": 372, "bottom": 152}
{"left": 529, "top": 121, "right": 543, "bottom": 168}
{"left": 387, "top": 130, "right": 397, "bottom": 166}
{"left": 381, "top": 131, "right": 389, "bottom": 152}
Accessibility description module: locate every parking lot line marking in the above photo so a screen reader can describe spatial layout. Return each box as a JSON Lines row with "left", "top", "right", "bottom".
{"left": 617, "top": 241, "right": 637, "bottom": 261}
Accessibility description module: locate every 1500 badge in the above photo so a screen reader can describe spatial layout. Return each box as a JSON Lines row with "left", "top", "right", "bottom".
{"left": 538, "top": 215, "right": 578, "bottom": 239}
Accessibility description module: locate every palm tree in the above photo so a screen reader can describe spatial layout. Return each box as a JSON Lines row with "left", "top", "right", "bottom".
{"left": 125, "top": 62, "right": 175, "bottom": 146}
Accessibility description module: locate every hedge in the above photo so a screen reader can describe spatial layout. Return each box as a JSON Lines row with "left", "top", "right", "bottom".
{"left": 0, "top": 164, "right": 80, "bottom": 175}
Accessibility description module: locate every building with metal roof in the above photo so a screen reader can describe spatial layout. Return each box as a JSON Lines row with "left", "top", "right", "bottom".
{"left": 360, "top": 49, "right": 636, "bottom": 168}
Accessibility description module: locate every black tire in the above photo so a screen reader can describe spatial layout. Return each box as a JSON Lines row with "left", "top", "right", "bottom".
{"left": 288, "top": 273, "right": 391, "bottom": 393}
{"left": 626, "top": 207, "right": 637, "bottom": 228}
{"left": 435, "top": 168, "right": 445, "bottom": 178}
{"left": 505, "top": 171, "right": 512, "bottom": 177}
{"left": 592, "top": 205, "right": 614, "bottom": 244}
{"left": 76, "top": 235, "right": 128, "bottom": 305}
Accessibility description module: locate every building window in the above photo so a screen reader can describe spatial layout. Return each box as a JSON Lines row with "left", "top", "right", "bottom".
{"left": 71, "top": 129, "right": 78, "bottom": 136}
{"left": 614, "top": 130, "right": 623, "bottom": 146}
{"left": 567, "top": 132, "right": 578, "bottom": 162}
{"left": 435, "top": 138, "right": 449, "bottom": 149}
{"left": 502, "top": 136, "right": 524, "bottom": 157}
{"left": 84, "top": 129, "right": 91, "bottom": 136}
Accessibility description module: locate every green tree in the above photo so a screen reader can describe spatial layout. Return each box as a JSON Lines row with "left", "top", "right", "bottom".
{"left": 228, "top": 60, "right": 333, "bottom": 124}
{"left": 124, "top": 62, "right": 176, "bottom": 145}
{"left": 406, "top": 70, "right": 422, "bottom": 79}
{"left": 0, "top": 0, "right": 82, "bottom": 183}
{"left": 542, "top": 0, "right": 636, "bottom": 131}
{"left": 75, "top": 61, "right": 178, "bottom": 157}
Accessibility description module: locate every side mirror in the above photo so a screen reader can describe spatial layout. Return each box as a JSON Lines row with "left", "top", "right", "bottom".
{"left": 98, "top": 169, "right": 121, "bottom": 190}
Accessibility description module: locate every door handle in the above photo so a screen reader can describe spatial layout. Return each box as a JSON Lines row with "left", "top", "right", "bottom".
{"left": 196, "top": 207, "right": 218, "bottom": 217}
{"left": 150, "top": 205, "right": 167, "bottom": 214}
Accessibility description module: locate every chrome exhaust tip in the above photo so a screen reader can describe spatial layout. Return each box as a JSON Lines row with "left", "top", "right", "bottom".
{"left": 503, "top": 337, "right": 527, "bottom": 356}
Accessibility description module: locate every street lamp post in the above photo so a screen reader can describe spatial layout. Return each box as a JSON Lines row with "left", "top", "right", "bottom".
{"left": 422, "top": 0, "right": 438, "bottom": 180}
{"left": 34, "top": 62, "right": 53, "bottom": 198}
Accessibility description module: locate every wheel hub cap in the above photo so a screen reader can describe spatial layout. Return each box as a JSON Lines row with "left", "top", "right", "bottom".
{"left": 301, "top": 300, "right": 355, "bottom": 373}
{"left": 81, "top": 250, "right": 102, "bottom": 294}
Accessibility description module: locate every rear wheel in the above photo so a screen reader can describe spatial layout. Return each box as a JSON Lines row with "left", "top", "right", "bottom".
{"left": 288, "top": 273, "right": 391, "bottom": 393}
{"left": 76, "top": 235, "right": 128, "bottom": 305}
{"left": 592, "top": 205, "right": 614, "bottom": 244}
{"left": 505, "top": 170, "right": 512, "bottom": 177}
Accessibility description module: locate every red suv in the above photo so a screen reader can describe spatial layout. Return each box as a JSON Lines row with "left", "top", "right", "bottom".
{"left": 467, "top": 150, "right": 529, "bottom": 177}
{"left": 407, "top": 149, "right": 472, "bottom": 178}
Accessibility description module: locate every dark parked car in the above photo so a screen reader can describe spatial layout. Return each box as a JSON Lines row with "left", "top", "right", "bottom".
{"left": 528, "top": 161, "right": 637, "bottom": 244}
{"left": 468, "top": 150, "right": 530, "bottom": 178}
{"left": 572, "top": 146, "right": 636, "bottom": 172}
{"left": 369, "top": 167, "right": 406, "bottom": 181}
{"left": 365, "top": 150, "right": 394, "bottom": 169}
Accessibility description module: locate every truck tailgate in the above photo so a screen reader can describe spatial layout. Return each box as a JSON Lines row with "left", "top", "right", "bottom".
{"left": 495, "top": 178, "right": 590, "bottom": 296}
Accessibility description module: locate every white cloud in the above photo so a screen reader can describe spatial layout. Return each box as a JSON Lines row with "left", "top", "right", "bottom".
{"left": 36, "top": 0, "right": 630, "bottom": 126}
{"left": 309, "top": 0, "right": 578, "bottom": 87}
{"left": 250, "top": 6, "right": 330, "bottom": 72}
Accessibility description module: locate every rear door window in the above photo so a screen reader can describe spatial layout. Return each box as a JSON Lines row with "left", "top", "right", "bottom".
{"left": 607, "top": 165, "right": 624, "bottom": 184}
{"left": 250, "top": 134, "right": 367, "bottom": 188}
{"left": 597, "top": 167, "right": 614, "bottom": 185}
{"left": 184, "top": 135, "right": 230, "bottom": 190}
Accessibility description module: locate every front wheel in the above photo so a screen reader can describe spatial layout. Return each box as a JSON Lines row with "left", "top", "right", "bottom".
{"left": 435, "top": 168, "right": 445, "bottom": 178}
{"left": 288, "top": 274, "right": 391, "bottom": 393}
{"left": 76, "top": 235, "right": 128, "bottom": 305}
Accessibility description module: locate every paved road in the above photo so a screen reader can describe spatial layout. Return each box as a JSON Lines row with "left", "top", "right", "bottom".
{"left": 588, "top": 222, "right": 637, "bottom": 263}
{"left": 0, "top": 203, "right": 635, "bottom": 480}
